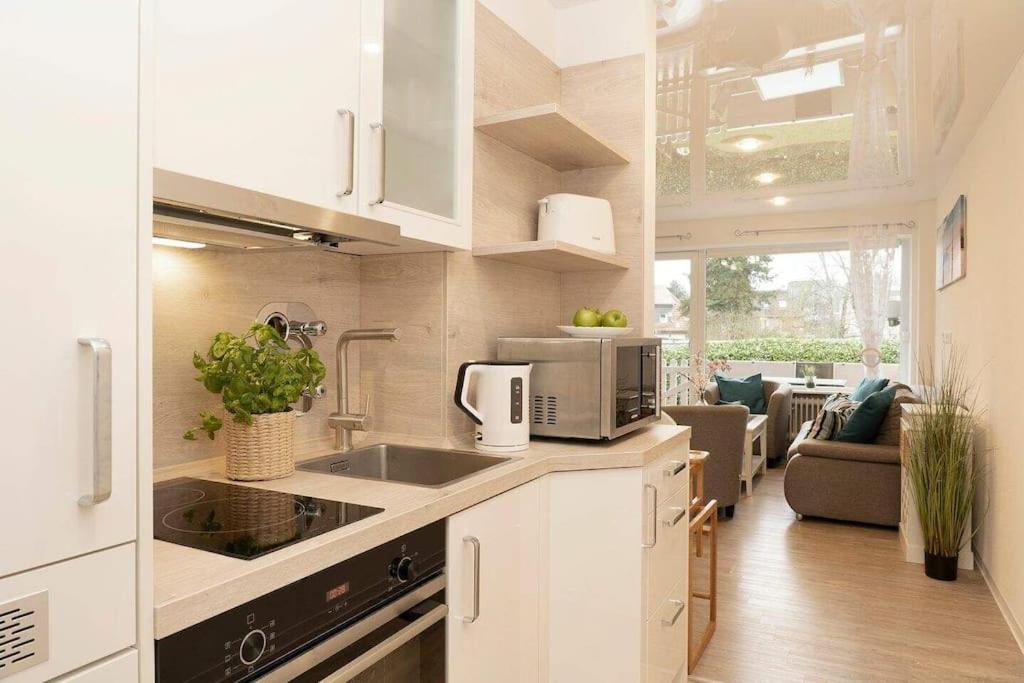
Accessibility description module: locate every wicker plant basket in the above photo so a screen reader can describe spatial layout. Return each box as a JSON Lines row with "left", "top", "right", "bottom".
{"left": 224, "top": 410, "right": 296, "bottom": 481}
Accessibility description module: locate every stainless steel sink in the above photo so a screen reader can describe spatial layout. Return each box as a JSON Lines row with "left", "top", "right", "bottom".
{"left": 297, "top": 444, "right": 513, "bottom": 488}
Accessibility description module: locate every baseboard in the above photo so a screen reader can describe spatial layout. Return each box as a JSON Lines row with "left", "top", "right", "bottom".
{"left": 976, "top": 550, "right": 1024, "bottom": 655}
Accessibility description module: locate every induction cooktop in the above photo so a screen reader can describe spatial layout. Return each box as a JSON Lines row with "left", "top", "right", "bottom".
{"left": 154, "top": 478, "right": 383, "bottom": 560}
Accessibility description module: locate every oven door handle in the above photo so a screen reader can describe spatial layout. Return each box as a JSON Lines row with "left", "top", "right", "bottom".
{"left": 322, "top": 602, "right": 447, "bottom": 682}
{"left": 258, "top": 574, "right": 446, "bottom": 683}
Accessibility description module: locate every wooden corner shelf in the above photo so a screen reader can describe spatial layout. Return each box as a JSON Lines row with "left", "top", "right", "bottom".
{"left": 472, "top": 240, "right": 629, "bottom": 272}
{"left": 474, "top": 103, "right": 631, "bottom": 171}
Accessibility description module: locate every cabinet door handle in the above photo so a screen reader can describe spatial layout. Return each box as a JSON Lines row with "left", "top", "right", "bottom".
{"left": 663, "top": 506, "right": 687, "bottom": 528}
{"left": 664, "top": 459, "right": 687, "bottom": 478}
{"left": 461, "top": 535, "right": 480, "bottom": 623}
{"left": 369, "top": 122, "right": 386, "bottom": 205}
{"left": 78, "top": 337, "right": 112, "bottom": 506}
{"left": 642, "top": 484, "right": 658, "bottom": 548}
{"left": 336, "top": 109, "right": 355, "bottom": 197}
{"left": 661, "top": 598, "right": 686, "bottom": 627}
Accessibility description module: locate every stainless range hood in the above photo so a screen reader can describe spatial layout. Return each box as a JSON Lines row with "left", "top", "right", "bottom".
{"left": 153, "top": 168, "right": 401, "bottom": 251}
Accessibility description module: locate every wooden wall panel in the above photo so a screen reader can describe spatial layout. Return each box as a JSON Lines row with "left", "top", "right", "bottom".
{"left": 359, "top": 253, "right": 447, "bottom": 438}
{"left": 474, "top": 2, "right": 561, "bottom": 119}
{"left": 152, "top": 242, "right": 360, "bottom": 468}
{"left": 559, "top": 54, "right": 649, "bottom": 332}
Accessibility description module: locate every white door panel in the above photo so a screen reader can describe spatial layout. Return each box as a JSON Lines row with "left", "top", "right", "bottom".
{"left": 51, "top": 649, "right": 138, "bottom": 683}
{"left": 0, "top": 0, "right": 139, "bottom": 577}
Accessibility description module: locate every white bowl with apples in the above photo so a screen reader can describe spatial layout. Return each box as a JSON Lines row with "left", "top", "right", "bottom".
{"left": 559, "top": 307, "right": 633, "bottom": 338}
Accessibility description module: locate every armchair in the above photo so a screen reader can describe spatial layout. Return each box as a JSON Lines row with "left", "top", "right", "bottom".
{"left": 663, "top": 404, "right": 748, "bottom": 517}
{"left": 704, "top": 380, "right": 792, "bottom": 464}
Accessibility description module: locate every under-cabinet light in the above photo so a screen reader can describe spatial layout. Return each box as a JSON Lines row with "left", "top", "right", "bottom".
{"left": 153, "top": 236, "right": 206, "bottom": 249}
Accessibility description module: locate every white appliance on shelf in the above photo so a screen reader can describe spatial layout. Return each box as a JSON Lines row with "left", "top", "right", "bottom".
{"left": 537, "top": 193, "right": 615, "bottom": 254}
{"left": 454, "top": 362, "right": 532, "bottom": 453}
{"left": 1, "top": 1, "right": 143, "bottom": 680}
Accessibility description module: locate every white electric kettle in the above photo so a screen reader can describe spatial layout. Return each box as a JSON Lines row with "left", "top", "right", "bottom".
{"left": 454, "top": 361, "right": 532, "bottom": 452}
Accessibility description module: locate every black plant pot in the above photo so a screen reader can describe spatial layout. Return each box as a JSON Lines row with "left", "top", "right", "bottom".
{"left": 924, "top": 551, "right": 958, "bottom": 581}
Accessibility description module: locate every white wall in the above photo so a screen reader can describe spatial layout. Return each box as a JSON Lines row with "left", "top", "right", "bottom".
{"left": 480, "top": 0, "right": 648, "bottom": 68}
{"left": 934, "top": 52, "right": 1024, "bottom": 648}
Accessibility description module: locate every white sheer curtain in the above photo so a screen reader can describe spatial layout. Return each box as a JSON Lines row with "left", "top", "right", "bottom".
{"left": 849, "top": 224, "right": 898, "bottom": 377}
{"left": 847, "top": 0, "right": 899, "bottom": 182}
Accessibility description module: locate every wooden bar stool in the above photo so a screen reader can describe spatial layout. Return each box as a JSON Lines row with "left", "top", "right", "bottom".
{"left": 689, "top": 450, "right": 709, "bottom": 556}
{"left": 688, "top": 497, "right": 718, "bottom": 673}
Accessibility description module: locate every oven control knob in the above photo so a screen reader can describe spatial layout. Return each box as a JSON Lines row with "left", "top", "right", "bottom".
{"left": 239, "top": 629, "right": 267, "bottom": 666}
{"left": 390, "top": 556, "right": 417, "bottom": 583}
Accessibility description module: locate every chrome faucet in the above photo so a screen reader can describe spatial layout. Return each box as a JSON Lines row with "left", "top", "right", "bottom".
{"left": 328, "top": 328, "right": 401, "bottom": 452}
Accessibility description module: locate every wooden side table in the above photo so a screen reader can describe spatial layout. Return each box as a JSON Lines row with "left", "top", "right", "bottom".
{"left": 741, "top": 414, "right": 768, "bottom": 496}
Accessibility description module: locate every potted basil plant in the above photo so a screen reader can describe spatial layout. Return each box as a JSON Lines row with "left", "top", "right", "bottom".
{"left": 184, "top": 323, "right": 326, "bottom": 481}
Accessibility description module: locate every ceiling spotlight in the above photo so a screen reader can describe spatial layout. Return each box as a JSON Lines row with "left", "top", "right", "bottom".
{"left": 675, "top": 146, "right": 690, "bottom": 157}
{"left": 755, "top": 172, "right": 780, "bottom": 185}
{"left": 734, "top": 137, "right": 765, "bottom": 152}
{"left": 770, "top": 196, "right": 790, "bottom": 207}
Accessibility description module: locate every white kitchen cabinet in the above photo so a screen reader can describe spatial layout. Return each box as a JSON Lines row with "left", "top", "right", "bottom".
{"left": 356, "top": 0, "right": 474, "bottom": 250}
{"left": 51, "top": 649, "right": 138, "bottom": 683}
{"left": 155, "top": 0, "right": 474, "bottom": 252}
{"left": 155, "top": 0, "right": 363, "bottom": 216}
{"left": 446, "top": 480, "right": 542, "bottom": 683}
{"left": 0, "top": 0, "right": 139, "bottom": 578}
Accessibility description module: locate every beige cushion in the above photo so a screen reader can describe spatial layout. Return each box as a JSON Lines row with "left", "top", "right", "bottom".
{"left": 874, "top": 384, "right": 919, "bottom": 446}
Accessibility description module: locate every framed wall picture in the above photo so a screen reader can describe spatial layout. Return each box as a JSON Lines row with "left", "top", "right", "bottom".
{"left": 937, "top": 194, "right": 966, "bottom": 290}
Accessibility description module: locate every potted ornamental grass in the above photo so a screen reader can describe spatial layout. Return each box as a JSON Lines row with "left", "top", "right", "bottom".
{"left": 905, "top": 349, "right": 980, "bottom": 581}
{"left": 184, "top": 323, "right": 326, "bottom": 481}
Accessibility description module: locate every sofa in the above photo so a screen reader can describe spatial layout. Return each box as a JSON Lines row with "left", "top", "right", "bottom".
{"left": 784, "top": 385, "right": 920, "bottom": 527}
{"left": 664, "top": 404, "right": 748, "bottom": 518}
{"left": 704, "top": 379, "right": 793, "bottom": 464}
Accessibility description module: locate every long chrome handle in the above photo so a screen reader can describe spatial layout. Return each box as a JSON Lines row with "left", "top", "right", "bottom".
{"left": 336, "top": 108, "right": 355, "bottom": 197}
{"left": 323, "top": 603, "right": 448, "bottom": 682}
{"left": 641, "top": 484, "right": 658, "bottom": 548}
{"left": 78, "top": 338, "right": 112, "bottom": 506}
{"left": 661, "top": 598, "right": 686, "bottom": 627}
{"left": 461, "top": 535, "right": 481, "bottom": 623}
{"left": 663, "top": 506, "right": 687, "bottom": 528}
{"left": 664, "top": 459, "right": 687, "bottom": 478}
{"left": 369, "top": 122, "right": 386, "bottom": 205}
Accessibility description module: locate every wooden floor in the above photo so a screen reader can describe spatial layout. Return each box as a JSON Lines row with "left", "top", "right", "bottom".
{"left": 689, "top": 468, "right": 1024, "bottom": 682}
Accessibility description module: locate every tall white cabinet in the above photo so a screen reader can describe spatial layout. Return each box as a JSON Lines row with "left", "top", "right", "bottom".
{"left": 0, "top": 0, "right": 142, "bottom": 679}
{"left": 155, "top": 0, "right": 474, "bottom": 252}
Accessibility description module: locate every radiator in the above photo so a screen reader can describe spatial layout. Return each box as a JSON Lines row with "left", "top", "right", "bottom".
{"left": 789, "top": 393, "right": 829, "bottom": 439}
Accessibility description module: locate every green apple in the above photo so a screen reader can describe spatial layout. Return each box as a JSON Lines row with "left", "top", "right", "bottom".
{"left": 572, "top": 307, "right": 602, "bottom": 327}
{"left": 600, "top": 309, "right": 628, "bottom": 327}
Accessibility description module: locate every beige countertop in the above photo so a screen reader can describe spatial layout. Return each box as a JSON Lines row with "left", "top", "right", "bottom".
{"left": 153, "top": 424, "right": 690, "bottom": 639}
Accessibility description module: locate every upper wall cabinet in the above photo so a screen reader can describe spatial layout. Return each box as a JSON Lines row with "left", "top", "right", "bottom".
{"left": 357, "top": 0, "right": 474, "bottom": 251}
{"left": 155, "top": 0, "right": 473, "bottom": 252}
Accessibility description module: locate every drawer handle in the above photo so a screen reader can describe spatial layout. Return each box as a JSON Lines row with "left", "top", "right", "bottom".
{"left": 336, "top": 108, "right": 355, "bottom": 197}
{"left": 664, "top": 460, "right": 686, "bottom": 478}
{"left": 662, "top": 506, "right": 686, "bottom": 528}
{"left": 641, "top": 484, "right": 658, "bottom": 548}
{"left": 369, "top": 122, "right": 386, "bottom": 205}
{"left": 661, "top": 598, "right": 686, "bottom": 627}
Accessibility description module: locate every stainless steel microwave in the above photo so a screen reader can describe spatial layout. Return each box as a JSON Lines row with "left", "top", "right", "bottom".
{"left": 496, "top": 337, "right": 662, "bottom": 440}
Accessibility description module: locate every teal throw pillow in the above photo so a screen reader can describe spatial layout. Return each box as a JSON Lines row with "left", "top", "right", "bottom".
{"left": 849, "top": 376, "right": 890, "bottom": 402}
{"left": 837, "top": 386, "right": 897, "bottom": 443}
{"left": 715, "top": 373, "right": 766, "bottom": 414}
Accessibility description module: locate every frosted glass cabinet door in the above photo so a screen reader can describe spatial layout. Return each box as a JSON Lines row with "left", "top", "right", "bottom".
{"left": 360, "top": 0, "right": 474, "bottom": 248}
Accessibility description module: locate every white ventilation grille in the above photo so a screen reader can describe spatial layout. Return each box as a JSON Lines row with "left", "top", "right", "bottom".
{"left": 0, "top": 591, "right": 48, "bottom": 680}
{"left": 531, "top": 395, "right": 558, "bottom": 426}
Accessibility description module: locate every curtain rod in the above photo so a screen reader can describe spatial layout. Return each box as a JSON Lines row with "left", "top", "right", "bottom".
{"left": 656, "top": 232, "right": 693, "bottom": 240}
{"left": 734, "top": 220, "right": 916, "bottom": 238}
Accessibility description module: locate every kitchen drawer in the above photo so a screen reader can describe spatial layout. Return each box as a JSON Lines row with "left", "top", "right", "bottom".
{"left": 645, "top": 579, "right": 688, "bottom": 683}
{"left": 643, "top": 444, "right": 690, "bottom": 510}
{"left": 51, "top": 649, "right": 137, "bottom": 682}
{"left": 0, "top": 544, "right": 135, "bottom": 682}
{"left": 644, "top": 486, "right": 689, "bottom": 621}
